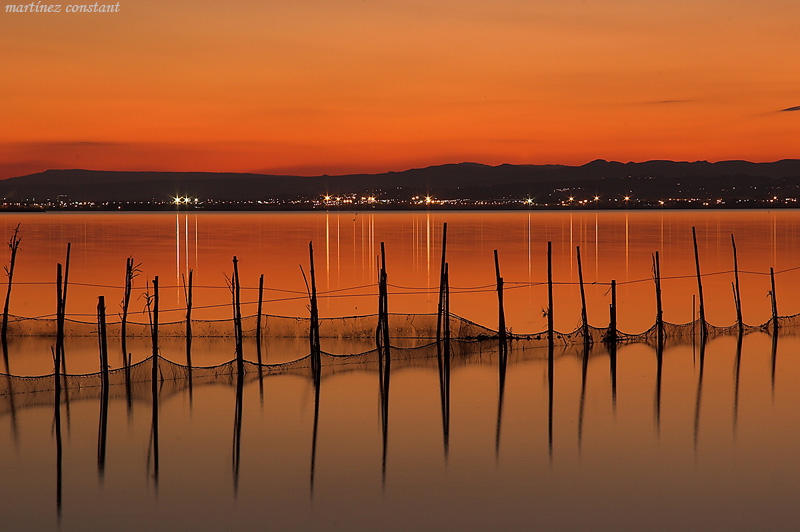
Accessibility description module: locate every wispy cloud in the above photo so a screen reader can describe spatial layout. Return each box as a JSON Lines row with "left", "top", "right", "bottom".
{"left": 779, "top": 105, "right": 800, "bottom": 112}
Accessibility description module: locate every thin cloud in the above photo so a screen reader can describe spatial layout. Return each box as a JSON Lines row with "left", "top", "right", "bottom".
{"left": 779, "top": 105, "right": 800, "bottom": 112}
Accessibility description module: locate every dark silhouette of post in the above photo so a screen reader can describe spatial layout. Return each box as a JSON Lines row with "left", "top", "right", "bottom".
{"left": 256, "top": 273, "right": 264, "bottom": 361}
{"left": 121, "top": 257, "right": 134, "bottom": 362}
{"left": 233, "top": 257, "right": 244, "bottom": 376}
{"left": 308, "top": 242, "right": 321, "bottom": 376}
{"left": 692, "top": 227, "right": 707, "bottom": 341}
{"left": 436, "top": 223, "right": 447, "bottom": 344}
{"left": 494, "top": 250, "right": 507, "bottom": 352}
{"left": 2, "top": 224, "right": 20, "bottom": 343}
{"left": 97, "top": 296, "right": 109, "bottom": 391}
{"left": 547, "top": 241, "right": 554, "bottom": 348}
{"left": 606, "top": 279, "right": 617, "bottom": 345}
{"left": 731, "top": 234, "right": 743, "bottom": 335}
{"left": 770, "top": 267, "right": 778, "bottom": 333}
{"left": 577, "top": 246, "right": 589, "bottom": 348}
{"left": 653, "top": 252, "right": 664, "bottom": 349}
{"left": 151, "top": 277, "right": 159, "bottom": 386}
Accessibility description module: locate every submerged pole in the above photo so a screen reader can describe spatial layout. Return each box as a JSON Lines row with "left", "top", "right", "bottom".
{"left": 654, "top": 251, "right": 664, "bottom": 348}
{"left": 97, "top": 296, "right": 109, "bottom": 391}
{"left": 770, "top": 267, "right": 778, "bottom": 332}
{"left": 56, "top": 263, "right": 64, "bottom": 372}
{"left": 151, "top": 276, "right": 159, "bottom": 384}
{"left": 577, "top": 246, "right": 589, "bottom": 346}
{"left": 233, "top": 257, "right": 243, "bottom": 375}
{"left": 121, "top": 257, "right": 133, "bottom": 363}
{"left": 608, "top": 279, "right": 617, "bottom": 345}
{"left": 185, "top": 269, "right": 193, "bottom": 367}
{"left": 2, "top": 224, "right": 20, "bottom": 352}
{"left": 731, "top": 234, "right": 743, "bottom": 335}
{"left": 547, "top": 241, "right": 554, "bottom": 348}
{"left": 436, "top": 223, "right": 448, "bottom": 344}
{"left": 256, "top": 273, "right": 264, "bottom": 360}
{"left": 494, "top": 250, "right": 506, "bottom": 351}
{"left": 692, "top": 226, "right": 707, "bottom": 341}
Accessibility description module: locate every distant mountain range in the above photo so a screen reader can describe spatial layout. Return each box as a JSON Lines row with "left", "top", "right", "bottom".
{"left": 2, "top": 160, "right": 800, "bottom": 204}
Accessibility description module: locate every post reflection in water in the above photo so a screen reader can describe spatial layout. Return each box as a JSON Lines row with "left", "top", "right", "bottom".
{"left": 3, "top": 211, "right": 800, "bottom": 530}
{"left": 9, "top": 328, "right": 797, "bottom": 530}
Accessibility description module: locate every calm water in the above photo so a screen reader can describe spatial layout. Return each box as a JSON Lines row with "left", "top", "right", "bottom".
{"left": 2, "top": 210, "right": 800, "bottom": 531}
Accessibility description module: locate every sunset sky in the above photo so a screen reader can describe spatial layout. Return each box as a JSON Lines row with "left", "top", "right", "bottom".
{"left": 1, "top": 0, "right": 798, "bottom": 178}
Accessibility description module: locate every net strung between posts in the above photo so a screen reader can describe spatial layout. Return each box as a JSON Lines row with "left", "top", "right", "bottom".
{"left": 2, "top": 309, "right": 800, "bottom": 417}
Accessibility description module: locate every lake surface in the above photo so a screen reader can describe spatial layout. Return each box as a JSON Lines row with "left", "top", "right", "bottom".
{"left": 2, "top": 210, "right": 800, "bottom": 530}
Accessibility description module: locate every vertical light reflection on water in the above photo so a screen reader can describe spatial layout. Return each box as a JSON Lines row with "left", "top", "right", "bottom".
{"left": 175, "top": 214, "right": 180, "bottom": 303}
{"left": 194, "top": 217, "right": 198, "bottom": 275}
{"left": 625, "top": 212, "right": 630, "bottom": 279}
{"left": 426, "top": 213, "right": 430, "bottom": 289}
{"left": 336, "top": 214, "right": 340, "bottom": 288}
{"left": 325, "top": 214, "right": 330, "bottom": 294}
{"left": 594, "top": 213, "right": 599, "bottom": 282}
{"left": 569, "top": 213, "right": 574, "bottom": 276}
{"left": 185, "top": 216, "right": 189, "bottom": 279}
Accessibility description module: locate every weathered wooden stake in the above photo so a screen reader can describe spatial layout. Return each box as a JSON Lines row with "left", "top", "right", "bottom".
{"left": 443, "top": 263, "right": 450, "bottom": 360}
{"left": 308, "top": 242, "right": 321, "bottom": 376}
{"left": 494, "top": 250, "right": 506, "bottom": 351}
{"left": 185, "top": 269, "right": 193, "bottom": 367}
{"left": 121, "top": 257, "right": 133, "bottom": 363}
{"left": 731, "top": 234, "right": 743, "bottom": 335}
{"left": 56, "top": 263, "right": 64, "bottom": 372}
{"left": 436, "top": 223, "right": 448, "bottom": 344}
{"left": 60, "top": 244, "right": 71, "bottom": 376}
{"left": 770, "top": 267, "right": 778, "bottom": 332}
{"left": 653, "top": 251, "right": 664, "bottom": 348}
{"left": 151, "top": 277, "right": 159, "bottom": 384}
{"left": 577, "top": 246, "right": 589, "bottom": 346}
{"left": 97, "top": 296, "right": 109, "bottom": 391}
{"left": 692, "top": 226, "right": 707, "bottom": 340}
{"left": 380, "top": 242, "right": 390, "bottom": 355}
{"left": 547, "top": 241, "right": 554, "bottom": 348}
{"left": 233, "top": 256, "right": 243, "bottom": 374}
{"left": 608, "top": 279, "right": 617, "bottom": 344}
{"left": 2, "top": 224, "right": 20, "bottom": 343}
{"left": 256, "top": 273, "right": 264, "bottom": 360}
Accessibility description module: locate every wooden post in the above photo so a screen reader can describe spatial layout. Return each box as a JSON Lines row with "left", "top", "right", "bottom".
{"left": 185, "top": 269, "right": 193, "bottom": 367}
{"left": 494, "top": 250, "right": 506, "bottom": 351}
{"left": 2, "top": 224, "right": 21, "bottom": 343}
{"left": 97, "top": 296, "right": 109, "bottom": 391}
{"left": 308, "top": 242, "right": 321, "bottom": 375}
{"left": 443, "top": 263, "right": 450, "bottom": 356}
{"left": 121, "top": 257, "right": 133, "bottom": 363}
{"left": 608, "top": 279, "right": 617, "bottom": 344}
{"left": 380, "top": 242, "right": 389, "bottom": 355}
{"left": 692, "top": 226, "right": 707, "bottom": 340}
{"left": 436, "top": 223, "right": 448, "bottom": 343}
{"left": 731, "top": 234, "right": 743, "bottom": 335}
{"left": 151, "top": 277, "right": 159, "bottom": 384}
{"left": 547, "top": 241, "right": 554, "bottom": 348}
{"left": 653, "top": 252, "right": 664, "bottom": 348}
{"left": 256, "top": 273, "right": 264, "bottom": 360}
{"left": 770, "top": 267, "right": 778, "bottom": 332}
{"left": 577, "top": 246, "right": 589, "bottom": 346}
{"left": 56, "top": 263, "right": 64, "bottom": 372}
{"left": 233, "top": 256, "right": 243, "bottom": 374}
{"left": 60, "top": 244, "right": 71, "bottom": 376}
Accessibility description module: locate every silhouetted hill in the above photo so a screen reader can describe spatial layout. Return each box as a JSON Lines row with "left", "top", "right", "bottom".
{"left": 2, "top": 160, "right": 800, "bottom": 204}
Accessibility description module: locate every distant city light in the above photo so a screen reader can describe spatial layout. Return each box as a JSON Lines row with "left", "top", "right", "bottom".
{"left": 624, "top": 195, "right": 630, "bottom": 201}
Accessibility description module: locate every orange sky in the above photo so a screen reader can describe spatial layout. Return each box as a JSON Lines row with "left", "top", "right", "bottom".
{"left": 1, "top": 0, "right": 798, "bottom": 178}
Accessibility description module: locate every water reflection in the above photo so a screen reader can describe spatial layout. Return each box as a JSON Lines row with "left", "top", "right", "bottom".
{"left": 2, "top": 328, "right": 800, "bottom": 529}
